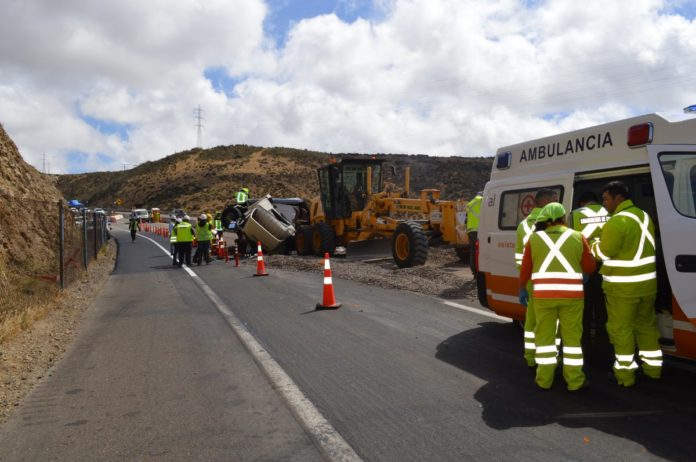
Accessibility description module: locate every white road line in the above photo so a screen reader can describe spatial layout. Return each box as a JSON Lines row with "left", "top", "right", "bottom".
{"left": 137, "top": 232, "right": 362, "bottom": 462}
{"left": 441, "top": 300, "right": 509, "bottom": 322}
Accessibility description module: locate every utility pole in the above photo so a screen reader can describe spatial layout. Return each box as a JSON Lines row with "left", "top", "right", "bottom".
{"left": 122, "top": 163, "right": 130, "bottom": 171}
{"left": 194, "top": 105, "right": 204, "bottom": 148}
{"left": 42, "top": 152, "right": 46, "bottom": 173}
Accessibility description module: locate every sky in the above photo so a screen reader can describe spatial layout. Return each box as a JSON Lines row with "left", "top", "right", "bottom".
{"left": 1, "top": 0, "right": 696, "bottom": 174}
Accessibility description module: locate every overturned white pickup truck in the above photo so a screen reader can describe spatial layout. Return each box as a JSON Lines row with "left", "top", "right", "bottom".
{"left": 221, "top": 196, "right": 309, "bottom": 253}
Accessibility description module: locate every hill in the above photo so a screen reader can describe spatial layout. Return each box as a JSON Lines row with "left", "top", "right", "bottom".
{"left": 56, "top": 145, "right": 493, "bottom": 212}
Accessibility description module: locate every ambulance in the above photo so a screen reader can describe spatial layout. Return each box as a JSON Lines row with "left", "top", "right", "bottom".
{"left": 476, "top": 110, "right": 696, "bottom": 360}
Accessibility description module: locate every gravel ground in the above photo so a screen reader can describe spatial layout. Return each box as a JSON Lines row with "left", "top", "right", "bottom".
{"left": 0, "top": 240, "right": 476, "bottom": 426}
{"left": 260, "top": 245, "right": 478, "bottom": 302}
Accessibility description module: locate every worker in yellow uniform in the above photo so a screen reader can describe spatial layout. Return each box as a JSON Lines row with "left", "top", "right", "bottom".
{"left": 520, "top": 202, "right": 596, "bottom": 391}
{"left": 213, "top": 211, "right": 224, "bottom": 241}
{"left": 591, "top": 181, "right": 662, "bottom": 387}
{"left": 571, "top": 191, "right": 610, "bottom": 358}
{"left": 515, "top": 188, "right": 556, "bottom": 367}
{"left": 175, "top": 215, "right": 195, "bottom": 267}
{"left": 236, "top": 187, "right": 250, "bottom": 206}
{"left": 465, "top": 192, "right": 483, "bottom": 276}
{"left": 194, "top": 214, "right": 214, "bottom": 265}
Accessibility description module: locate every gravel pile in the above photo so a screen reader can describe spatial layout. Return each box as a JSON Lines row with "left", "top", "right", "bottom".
{"left": 261, "top": 246, "right": 478, "bottom": 302}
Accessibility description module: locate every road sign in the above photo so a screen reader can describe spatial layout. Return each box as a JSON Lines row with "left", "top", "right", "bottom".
{"left": 115, "top": 198, "right": 123, "bottom": 206}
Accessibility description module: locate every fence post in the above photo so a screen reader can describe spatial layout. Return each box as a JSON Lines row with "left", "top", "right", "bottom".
{"left": 82, "top": 207, "right": 88, "bottom": 270}
{"left": 93, "top": 211, "right": 98, "bottom": 260}
{"left": 59, "top": 200, "right": 65, "bottom": 290}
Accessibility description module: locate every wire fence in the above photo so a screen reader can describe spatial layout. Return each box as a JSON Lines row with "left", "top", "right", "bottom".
{"left": 58, "top": 200, "right": 110, "bottom": 289}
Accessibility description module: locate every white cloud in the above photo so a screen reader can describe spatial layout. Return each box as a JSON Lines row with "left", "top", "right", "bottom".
{"left": 1, "top": 0, "right": 696, "bottom": 173}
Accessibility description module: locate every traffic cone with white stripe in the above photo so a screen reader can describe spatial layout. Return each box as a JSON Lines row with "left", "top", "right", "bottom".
{"left": 316, "top": 253, "right": 341, "bottom": 310}
{"left": 253, "top": 241, "right": 269, "bottom": 276}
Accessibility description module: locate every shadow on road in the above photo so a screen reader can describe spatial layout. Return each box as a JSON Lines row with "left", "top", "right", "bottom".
{"left": 435, "top": 322, "right": 696, "bottom": 461}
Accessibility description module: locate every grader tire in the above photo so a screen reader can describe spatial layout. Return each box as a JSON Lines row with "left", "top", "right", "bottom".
{"left": 295, "top": 225, "right": 315, "bottom": 256}
{"left": 392, "top": 221, "right": 428, "bottom": 268}
{"left": 313, "top": 222, "right": 336, "bottom": 257}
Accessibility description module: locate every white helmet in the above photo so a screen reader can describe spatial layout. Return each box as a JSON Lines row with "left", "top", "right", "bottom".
{"left": 199, "top": 214, "right": 207, "bottom": 220}
{"left": 176, "top": 217, "right": 182, "bottom": 223}
{"left": 183, "top": 215, "right": 190, "bottom": 221}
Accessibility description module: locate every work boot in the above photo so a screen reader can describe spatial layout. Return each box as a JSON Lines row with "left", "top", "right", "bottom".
{"left": 568, "top": 379, "right": 590, "bottom": 392}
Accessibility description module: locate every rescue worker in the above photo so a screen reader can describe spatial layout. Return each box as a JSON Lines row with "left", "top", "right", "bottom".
{"left": 213, "top": 211, "right": 224, "bottom": 241}
{"left": 571, "top": 191, "right": 610, "bottom": 357}
{"left": 175, "top": 215, "right": 195, "bottom": 267}
{"left": 128, "top": 217, "right": 140, "bottom": 243}
{"left": 591, "top": 181, "right": 662, "bottom": 387}
{"left": 193, "top": 214, "right": 214, "bottom": 265}
{"left": 520, "top": 202, "right": 596, "bottom": 390}
{"left": 515, "top": 188, "right": 557, "bottom": 367}
{"left": 170, "top": 217, "right": 181, "bottom": 265}
{"left": 236, "top": 187, "right": 250, "bottom": 206}
{"left": 465, "top": 192, "right": 483, "bottom": 276}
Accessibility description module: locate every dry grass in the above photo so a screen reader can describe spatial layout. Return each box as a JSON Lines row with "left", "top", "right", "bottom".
{"left": 0, "top": 270, "right": 60, "bottom": 344}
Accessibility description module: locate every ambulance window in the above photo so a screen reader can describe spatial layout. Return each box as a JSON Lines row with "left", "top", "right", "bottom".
{"left": 498, "top": 186, "right": 564, "bottom": 230}
{"left": 658, "top": 153, "right": 696, "bottom": 218}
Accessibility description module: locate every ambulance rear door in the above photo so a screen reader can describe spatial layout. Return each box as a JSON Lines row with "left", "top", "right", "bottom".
{"left": 648, "top": 145, "right": 696, "bottom": 323}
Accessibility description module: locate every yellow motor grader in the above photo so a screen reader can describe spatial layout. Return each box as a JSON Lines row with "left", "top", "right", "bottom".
{"left": 294, "top": 157, "right": 470, "bottom": 268}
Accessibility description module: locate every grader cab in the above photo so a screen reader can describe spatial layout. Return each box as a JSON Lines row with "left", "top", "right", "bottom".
{"left": 295, "top": 158, "right": 469, "bottom": 268}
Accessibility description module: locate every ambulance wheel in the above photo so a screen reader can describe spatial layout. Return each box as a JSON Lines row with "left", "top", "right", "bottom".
{"left": 392, "top": 221, "right": 428, "bottom": 268}
{"left": 295, "top": 225, "right": 315, "bottom": 256}
{"left": 312, "top": 222, "right": 336, "bottom": 257}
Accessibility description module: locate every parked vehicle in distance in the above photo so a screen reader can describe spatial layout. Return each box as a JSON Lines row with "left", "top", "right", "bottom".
{"left": 132, "top": 208, "right": 150, "bottom": 222}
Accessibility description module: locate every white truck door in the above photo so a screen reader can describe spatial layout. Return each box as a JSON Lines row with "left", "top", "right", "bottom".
{"left": 648, "top": 145, "right": 696, "bottom": 321}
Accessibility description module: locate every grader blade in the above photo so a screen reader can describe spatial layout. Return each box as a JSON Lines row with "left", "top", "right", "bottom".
{"left": 345, "top": 238, "right": 392, "bottom": 260}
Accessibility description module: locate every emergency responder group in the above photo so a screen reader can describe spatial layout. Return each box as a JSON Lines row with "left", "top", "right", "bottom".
{"left": 515, "top": 181, "right": 662, "bottom": 390}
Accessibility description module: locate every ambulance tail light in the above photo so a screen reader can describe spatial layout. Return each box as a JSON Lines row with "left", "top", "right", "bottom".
{"left": 627, "top": 123, "right": 653, "bottom": 148}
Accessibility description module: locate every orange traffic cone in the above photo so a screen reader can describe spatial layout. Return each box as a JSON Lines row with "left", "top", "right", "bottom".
{"left": 316, "top": 253, "right": 341, "bottom": 309}
{"left": 253, "top": 241, "right": 269, "bottom": 276}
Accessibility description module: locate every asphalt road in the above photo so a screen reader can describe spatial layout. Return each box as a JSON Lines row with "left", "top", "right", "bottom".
{"left": 2, "top": 224, "right": 696, "bottom": 461}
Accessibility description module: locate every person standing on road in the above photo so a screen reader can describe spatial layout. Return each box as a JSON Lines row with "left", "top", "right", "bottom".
{"left": 170, "top": 217, "right": 182, "bottom": 265}
{"left": 465, "top": 192, "right": 483, "bottom": 276}
{"left": 128, "top": 217, "right": 140, "bottom": 243}
{"left": 591, "top": 181, "right": 662, "bottom": 387}
{"left": 213, "top": 210, "right": 224, "bottom": 242}
{"left": 175, "top": 215, "right": 195, "bottom": 267}
{"left": 520, "top": 202, "right": 596, "bottom": 391}
{"left": 515, "top": 188, "right": 557, "bottom": 368}
{"left": 193, "top": 214, "right": 214, "bottom": 265}
{"left": 571, "top": 191, "right": 610, "bottom": 357}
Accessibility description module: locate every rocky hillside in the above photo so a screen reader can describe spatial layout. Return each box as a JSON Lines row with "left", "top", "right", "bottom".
{"left": 0, "top": 124, "right": 65, "bottom": 332}
{"left": 56, "top": 145, "right": 492, "bottom": 212}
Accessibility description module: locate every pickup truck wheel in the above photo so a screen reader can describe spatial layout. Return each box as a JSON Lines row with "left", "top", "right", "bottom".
{"left": 312, "top": 222, "right": 336, "bottom": 257}
{"left": 392, "top": 221, "right": 427, "bottom": 268}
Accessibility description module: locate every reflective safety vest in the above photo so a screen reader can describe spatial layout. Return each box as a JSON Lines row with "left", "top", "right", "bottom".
{"left": 196, "top": 222, "right": 213, "bottom": 242}
{"left": 465, "top": 195, "right": 483, "bottom": 232}
{"left": 236, "top": 190, "right": 248, "bottom": 203}
{"left": 515, "top": 207, "right": 542, "bottom": 270}
{"left": 529, "top": 226, "right": 585, "bottom": 299}
{"left": 591, "top": 200, "right": 657, "bottom": 296}
{"left": 572, "top": 203, "right": 608, "bottom": 240}
{"left": 170, "top": 231, "right": 177, "bottom": 243}
{"left": 175, "top": 222, "right": 194, "bottom": 243}
{"left": 214, "top": 219, "right": 223, "bottom": 231}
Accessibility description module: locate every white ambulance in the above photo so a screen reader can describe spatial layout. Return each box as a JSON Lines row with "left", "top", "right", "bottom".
{"left": 476, "top": 111, "right": 696, "bottom": 360}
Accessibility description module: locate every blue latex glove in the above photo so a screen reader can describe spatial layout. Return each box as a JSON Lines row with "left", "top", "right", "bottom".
{"left": 582, "top": 273, "right": 590, "bottom": 283}
{"left": 518, "top": 287, "right": 529, "bottom": 307}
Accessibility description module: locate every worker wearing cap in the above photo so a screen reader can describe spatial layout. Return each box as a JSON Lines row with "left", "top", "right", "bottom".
{"left": 515, "top": 188, "right": 556, "bottom": 367}
{"left": 213, "top": 210, "right": 224, "bottom": 241}
{"left": 170, "top": 217, "right": 182, "bottom": 265}
{"left": 175, "top": 215, "right": 195, "bottom": 267}
{"left": 236, "top": 187, "right": 250, "bottom": 206}
{"left": 128, "top": 217, "right": 140, "bottom": 243}
{"left": 520, "top": 202, "right": 596, "bottom": 391}
{"left": 194, "top": 213, "right": 214, "bottom": 265}
{"left": 465, "top": 192, "right": 483, "bottom": 276}
{"left": 591, "top": 181, "right": 661, "bottom": 387}
{"left": 571, "top": 191, "right": 610, "bottom": 358}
